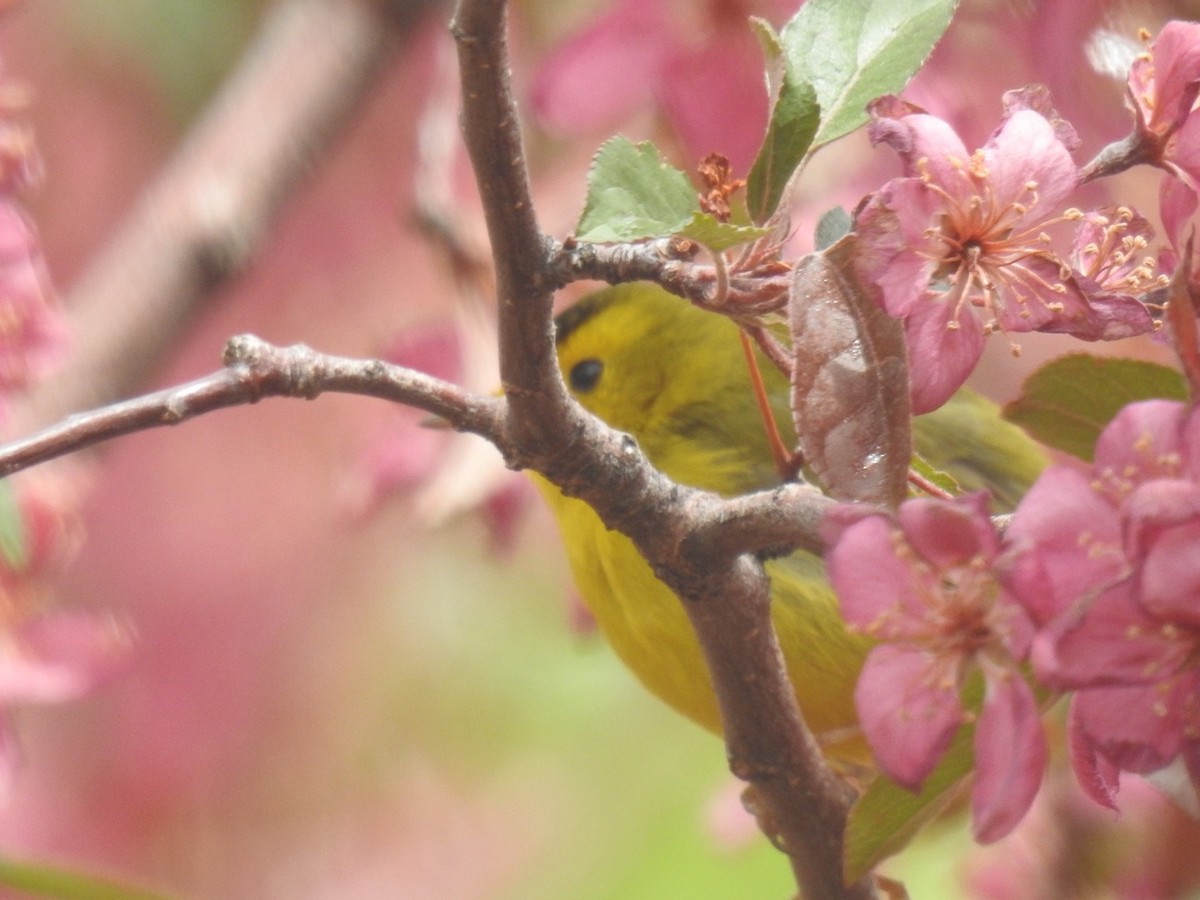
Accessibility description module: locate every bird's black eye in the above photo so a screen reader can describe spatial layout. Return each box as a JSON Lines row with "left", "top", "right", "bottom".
{"left": 569, "top": 358, "right": 604, "bottom": 393}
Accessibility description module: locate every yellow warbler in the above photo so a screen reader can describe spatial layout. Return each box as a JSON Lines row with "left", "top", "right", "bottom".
{"left": 535, "top": 283, "right": 1045, "bottom": 761}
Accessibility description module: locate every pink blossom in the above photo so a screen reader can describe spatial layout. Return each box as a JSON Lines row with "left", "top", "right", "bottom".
{"left": 530, "top": 0, "right": 791, "bottom": 172}
{"left": 1101, "top": 22, "right": 1200, "bottom": 248}
{"left": 1068, "top": 206, "right": 1169, "bottom": 336}
{"left": 854, "top": 97, "right": 1150, "bottom": 414}
{"left": 963, "top": 765, "right": 1200, "bottom": 900}
{"left": 1160, "top": 172, "right": 1198, "bottom": 252}
{"left": 0, "top": 67, "right": 66, "bottom": 412}
{"left": 348, "top": 323, "right": 463, "bottom": 508}
{"left": 825, "top": 493, "right": 1046, "bottom": 842}
{"left": 0, "top": 199, "right": 63, "bottom": 405}
{"left": 1126, "top": 20, "right": 1200, "bottom": 187}
{"left": 0, "top": 607, "right": 130, "bottom": 792}
{"left": 0, "top": 612, "right": 128, "bottom": 707}
{"left": 0, "top": 473, "right": 128, "bottom": 790}
{"left": 1008, "top": 399, "right": 1200, "bottom": 808}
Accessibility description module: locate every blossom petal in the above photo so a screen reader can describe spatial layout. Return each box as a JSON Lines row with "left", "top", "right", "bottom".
{"left": 0, "top": 201, "right": 65, "bottom": 398}
{"left": 1137, "top": 21, "right": 1200, "bottom": 134}
{"left": 1067, "top": 698, "right": 1121, "bottom": 811}
{"left": 1093, "top": 400, "right": 1189, "bottom": 486}
{"left": 1071, "top": 675, "right": 1196, "bottom": 775}
{"left": 0, "top": 612, "right": 130, "bottom": 704}
{"left": 1005, "top": 465, "right": 1125, "bottom": 624}
{"left": 898, "top": 492, "right": 998, "bottom": 571}
{"left": 1002, "top": 84, "right": 1080, "bottom": 151}
{"left": 828, "top": 513, "right": 931, "bottom": 638}
{"left": 1125, "top": 483, "right": 1200, "bottom": 625}
{"left": 1183, "top": 404, "right": 1200, "bottom": 478}
{"left": 855, "top": 644, "right": 963, "bottom": 789}
{"left": 904, "top": 297, "right": 985, "bottom": 415}
{"left": 971, "top": 670, "right": 1046, "bottom": 843}
{"left": 868, "top": 108, "right": 970, "bottom": 183}
{"left": 853, "top": 179, "right": 941, "bottom": 319}
{"left": 1161, "top": 173, "right": 1199, "bottom": 250}
{"left": 982, "top": 109, "right": 1077, "bottom": 220}
{"left": 1066, "top": 288, "right": 1157, "bottom": 341}
{"left": 1168, "top": 109, "right": 1200, "bottom": 193}
{"left": 1033, "top": 582, "right": 1185, "bottom": 689}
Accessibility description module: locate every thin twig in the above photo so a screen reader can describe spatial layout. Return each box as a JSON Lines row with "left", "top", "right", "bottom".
{"left": 0, "top": 337, "right": 504, "bottom": 478}
{"left": 548, "top": 236, "right": 792, "bottom": 310}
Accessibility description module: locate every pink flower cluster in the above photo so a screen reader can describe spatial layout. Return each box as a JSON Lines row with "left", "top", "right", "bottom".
{"left": 826, "top": 399, "right": 1200, "bottom": 843}
{"left": 1120, "top": 21, "right": 1200, "bottom": 247}
{"left": 0, "top": 476, "right": 128, "bottom": 790}
{"left": 0, "top": 56, "right": 116, "bottom": 791}
{"left": 821, "top": 20, "right": 1200, "bottom": 845}
{"left": 825, "top": 494, "right": 1043, "bottom": 843}
{"left": 1012, "top": 400, "right": 1200, "bottom": 812}
{"left": 855, "top": 90, "right": 1158, "bottom": 415}
{"left": 851, "top": 20, "right": 1200, "bottom": 417}
{"left": 0, "top": 77, "right": 63, "bottom": 412}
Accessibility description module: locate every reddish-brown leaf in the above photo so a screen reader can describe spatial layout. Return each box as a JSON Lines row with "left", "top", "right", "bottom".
{"left": 789, "top": 234, "right": 911, "bottom": 507}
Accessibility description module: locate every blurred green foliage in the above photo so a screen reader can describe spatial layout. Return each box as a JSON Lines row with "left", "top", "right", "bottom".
{"left": 356, "top": 521, "right": 797, "bottom": 899}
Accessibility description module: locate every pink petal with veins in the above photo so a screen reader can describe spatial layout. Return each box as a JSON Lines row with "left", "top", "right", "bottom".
{"left": 904, "top": 298, "right": 986, "bottom": 416}
{"left": 898, "top": 492, "right": 998, "bottom": 572}
{"left": 972, "top": 669, "right": 1046, "bottom": 843}
{"left": 982, "top": 110, "right": 1077, "bottom": 220}
{"left": 855, "top": 644, "right": 964, "bottom": 789}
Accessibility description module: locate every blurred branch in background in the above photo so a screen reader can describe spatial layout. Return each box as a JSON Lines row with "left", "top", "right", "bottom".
{"left": 13, "top": 0, "right": 444, "bottom": 431}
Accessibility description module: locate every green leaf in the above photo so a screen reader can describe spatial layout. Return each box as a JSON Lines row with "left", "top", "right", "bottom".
{"left": 746, "top": 69, "right": 819, "bottom": 223}
{"left": 0, "top": 856, "right": 172, "bottom": 900}
{"left": 813, "top": 206, "right": 851, "bottom": 250}
{"left": 781, "top": 0, "right": 958, "bottom": 149}
{"left": 749, "top": 16, "right": 786, "bottom": 101}
{"left": 0, "top": 479, "right": 26, "bottom": 571}
{"left": 844, "top": 725, "right": 974, "bottom": 884}
{"left": 576, "top": 136, "right": 699, "bottom": 243}
{"left": 1003, "top": 355, "right": 1187, "bottom": 462}
{"left": 916, "top": 388, "right": 1047, "bottom": 513}
{"left": 909, "top": 452, "right": 961, "bottom": 498}
{"left": 677, "top": 213, "right": 770, "bottom": 252}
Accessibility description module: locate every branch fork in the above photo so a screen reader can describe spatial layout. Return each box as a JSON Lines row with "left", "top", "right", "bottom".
{"left": 0, "top": 2, "right": 879, "bottom": 897}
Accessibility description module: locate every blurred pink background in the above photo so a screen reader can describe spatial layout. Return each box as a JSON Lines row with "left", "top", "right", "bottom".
{"left": 0, "top": 2, "right": 1193, "bottom": 898}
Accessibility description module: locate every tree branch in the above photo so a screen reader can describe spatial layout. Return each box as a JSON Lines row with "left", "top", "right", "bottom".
{"left": 448, "top": 1, "right": 874, "bottom": 897}
{"left": 547, "top": 237, "right": 792, "bottom": 314}
{"left": 0, "top": 336, "right": 503, "bottom": 478}
{"left": 0, "top": 338, "right": 870, "bottom": 900}
{"left": 681, "top": 484, "right": 835, "bottom": 562}
{"left": 450, "top": 0, "right": 563, "bottom": 453}
{"left": 14, "top": 0, "right": 442, "bottom": 432}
